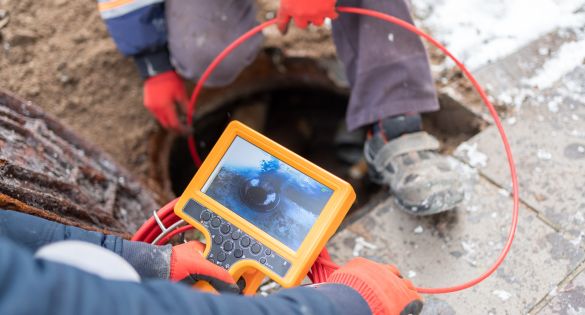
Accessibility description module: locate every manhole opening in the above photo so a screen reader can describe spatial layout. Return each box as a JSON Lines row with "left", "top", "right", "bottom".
{"left": 167, "top": 87, "right": 485, "bottom": 211}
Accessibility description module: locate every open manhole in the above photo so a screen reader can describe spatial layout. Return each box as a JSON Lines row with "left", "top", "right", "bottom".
{"left": 168, "top": 86, "right": 381, "bottom": 209}
{"left": 151, "top": 52, "right": 486, "bottom": 213}
{"left": 164, "top": 90, "right": 485, "bottom": 213}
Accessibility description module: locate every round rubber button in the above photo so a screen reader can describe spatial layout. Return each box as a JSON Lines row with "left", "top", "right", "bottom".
{"left": 217, "top": 252, "right": 227, "bottom": 262}
{"left": 234, "top": 248, "right": 243, "bottom": 258}
{"left": 200, "top": 211, "right": 211, "bottom": 221}
{"left": 213, "top": 235, "right": 223, "bottom": 245}
{"left": 265, "top": 249, "right": 271, "bottom": 256}
{"left": 251, "top": 243, "right": 261, "bottom": 254}
{"left": 223, "top": 240, "right": 234, "bottom": 252}
{"left": 240, "top": 236, "right": 251, "bottom": 247}
{"left": 211, "top": 217, "right": 221, "bottom": 228}
{"left": 260, "top": 257, "right": 266, "bottom": 264}
{"left": 231, "top": 230, "right": 241, "bottom": 240}
{"left": 220, "top": 224, "right": 231, "bottom": 235}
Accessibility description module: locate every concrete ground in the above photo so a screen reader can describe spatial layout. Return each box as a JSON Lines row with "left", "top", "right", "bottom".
{"left": 328, "top": 22, "right": 585, "bottom": 315}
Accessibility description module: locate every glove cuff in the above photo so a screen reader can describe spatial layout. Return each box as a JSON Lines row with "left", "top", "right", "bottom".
{"left": 328, "top": 272, "right": 382, "bottom": 315}
{"left": 134, "top": 49, "right": 175, "bottom": 79}
{"left": 120, "top": 240, "right": 172, "bottom": 279}
{"left": 308, "top": 283, "right": 372, "bottom": 315}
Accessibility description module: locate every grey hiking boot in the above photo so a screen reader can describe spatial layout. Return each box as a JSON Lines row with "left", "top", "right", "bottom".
{"left": 365, "top": 130, "right": 465, "bottom": 215}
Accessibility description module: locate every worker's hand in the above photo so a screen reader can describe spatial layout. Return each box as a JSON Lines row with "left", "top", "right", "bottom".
{"left": 170, "top": 241, "right": 239, "bottom": 293}
{"left": 328, "top": 258, "right": 423, "bottom": 315}
{"left": 277, "top": 0, "right": 338, "bottom": 32}
{"left": 143, "top": 70, "right": 189, "bottom": 132}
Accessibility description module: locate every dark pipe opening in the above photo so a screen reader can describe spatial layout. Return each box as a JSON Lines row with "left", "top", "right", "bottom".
{"left": 167, "top": 86, "right": 485, "bottom": 212}
{"left": 168, "top": 86, "right": 381, "bottom": 210}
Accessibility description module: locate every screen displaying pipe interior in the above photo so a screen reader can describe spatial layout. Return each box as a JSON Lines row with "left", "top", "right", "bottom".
{"left": 202, "top": 136, "right": 333, "bottom": 251}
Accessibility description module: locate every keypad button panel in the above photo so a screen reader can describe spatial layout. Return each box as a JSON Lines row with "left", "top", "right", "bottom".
{"left": 220, "top": 224, "right": 231, "bottom": 235}
{"left": 182, "top": 199, "right": 292, "bottom": 277}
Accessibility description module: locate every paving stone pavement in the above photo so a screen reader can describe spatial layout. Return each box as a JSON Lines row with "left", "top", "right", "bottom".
{"left": 454, "top": 66, "right": 585, "bottom": 236}
{"left": 329, "top": 175, "right": 584, "bottom": 314}
{"left": 329, "top": 30, "right": 585, "bottom": 314}
{"left": 536, "top": 267, "right": 585, "bottom": 315}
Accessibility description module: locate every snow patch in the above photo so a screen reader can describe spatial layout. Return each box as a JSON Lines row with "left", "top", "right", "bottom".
{"left": 352, "top": 237, "right": 378, "bottom": 257}
{"left": 455, "top": 142, "right": 488, "bottom": 168}
{"left": 574, "top": 211, "right": 585, "bottom": 224}
{"left": 492, "top": 289, "right": 512, "bottom": 301}
{"left": 260, "top": 282, "right": 280, "bottom": 296}
{"left": 567, "top": 305, "right": 585, "bottom": 315}
{"left": 570, "top": 232, "right": 584, "bottom": 246}
{"left": 548, "top": 99, "right": 561, "bottom": 113}
{"left": 461, "top": 241, "right": 475, "bottom": 254}
{"left": 524, "top": 38, "right": 585, "bottom": 89}
{"left": 412, "top": 0, "right": 585, "bottom": 69}
{"left": 537, "top": 149, "right": 553, "bottom": 160}
{"left": 467, "top": 205, "right": 479, "bottom": 212}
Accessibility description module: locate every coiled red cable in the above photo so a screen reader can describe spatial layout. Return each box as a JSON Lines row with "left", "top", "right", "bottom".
{"left": 135, "top": 7, "right": 519, "bottom": 295}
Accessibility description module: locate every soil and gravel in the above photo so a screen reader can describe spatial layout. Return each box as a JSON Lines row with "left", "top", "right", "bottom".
{"left": 0, "top": 0, "right": 157, "bottom": 181}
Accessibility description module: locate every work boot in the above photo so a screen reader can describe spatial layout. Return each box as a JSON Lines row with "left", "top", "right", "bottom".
{"left": 334, "top": 121, "right": 365, "bottom": 165}
{"left": 364, "top": 114, "right": 464, "bottom": 215}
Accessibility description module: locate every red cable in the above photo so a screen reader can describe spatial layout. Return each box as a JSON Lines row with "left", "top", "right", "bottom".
{"left": 186, "top": 20, "right": 278, "bottom": 168}
{"left": 143, "top": 215, "right": 180, "bottom": 243}
{"left": 335, "top": 6, "right": 519, "bottom": 295}
{"left": 156, "top": 225, "right": 194, "bottom": 245}
{"left": 131, "top": 198, "right": 178, "bottom": 241}
{"left": 142, "top": 7, "right": 519, "bottom": 295}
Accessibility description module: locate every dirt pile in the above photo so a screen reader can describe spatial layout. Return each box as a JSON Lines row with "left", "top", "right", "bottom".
{"left": 0, "top": 0, "right": 158, "bottom": 182}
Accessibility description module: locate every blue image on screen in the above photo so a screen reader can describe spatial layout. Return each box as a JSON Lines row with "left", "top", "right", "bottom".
{"left": 202, "top": 137, "right": 333, "bottom": 251}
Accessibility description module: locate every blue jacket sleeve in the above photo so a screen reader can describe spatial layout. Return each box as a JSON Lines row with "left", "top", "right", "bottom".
{"left": 97, "top": 0, "right": 174, "bottom": 78}
{"left": 0, "top": 237, "right": 370, "bottom": 315}
{"left": 98, "top": 0, "right": 167, "bottom": 57}
{"left": 0, "top": 210, "right": 171, "bottom": 279}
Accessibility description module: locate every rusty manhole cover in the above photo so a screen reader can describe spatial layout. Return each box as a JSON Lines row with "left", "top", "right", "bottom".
{"left": 0, "top": 89, "right": 161, "bottom": 236}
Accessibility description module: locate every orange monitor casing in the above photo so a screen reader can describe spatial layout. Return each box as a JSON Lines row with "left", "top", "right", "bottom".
{"left": 174, "top": 121, "right": 356, "bottom": 294}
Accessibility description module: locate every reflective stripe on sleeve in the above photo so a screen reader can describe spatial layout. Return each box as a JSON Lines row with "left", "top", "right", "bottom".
{"left": 98, "top": 0, "right": 164, "bottom": 19}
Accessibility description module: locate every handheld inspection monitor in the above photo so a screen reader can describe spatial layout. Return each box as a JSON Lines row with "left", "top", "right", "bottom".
{"left": 174, "top": 121, "right": 356, "bottom": 293}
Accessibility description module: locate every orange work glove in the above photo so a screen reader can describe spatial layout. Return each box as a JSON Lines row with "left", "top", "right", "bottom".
{"left": 277, "top": 0, "right": 338, "bottom": 32}
{"left": 143, "top": 70, "right": 189, "bottom": 132}
{"left": 170, "top": 241, "right": 239, "bottom": 293}
{"left": 328, "top": 258, "right": 423, "bottom": 315}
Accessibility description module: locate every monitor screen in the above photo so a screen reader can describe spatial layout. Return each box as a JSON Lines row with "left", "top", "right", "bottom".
{"left": 202, "top": 136, "right": 334, "bottom": 251}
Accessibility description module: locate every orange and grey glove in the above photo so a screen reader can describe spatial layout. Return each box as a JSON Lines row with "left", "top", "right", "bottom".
{"left": 121, "top": 240, "right": 238, "bottom": 293}
{"left": 277, "top": 0, "right": 338, "bottom": 32}
{"left": 328, "top": 258, "right": 423, "bottom": 315}
{"left": 143, "top": 70, "right": 189, "bottom": 132}
{"left": 169, "top": 241, "right": 239, "bottom": 293}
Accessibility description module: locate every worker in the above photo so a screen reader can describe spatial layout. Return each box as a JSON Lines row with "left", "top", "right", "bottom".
{"left": 96, "top": 0, "right": 463, "bottom": 216}
{"left": 0, "top": 209, "right": 422, "bottom": 315}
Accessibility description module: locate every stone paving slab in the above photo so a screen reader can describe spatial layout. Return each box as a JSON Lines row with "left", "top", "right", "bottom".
{"left": 454, "top": 67, "right": 585, "bottom": 235}
{"left": 536, "top": 268, "right": 585, "bottom": 315}
{"left": 328, "top": 175, "right": 584, "bottom": 314}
